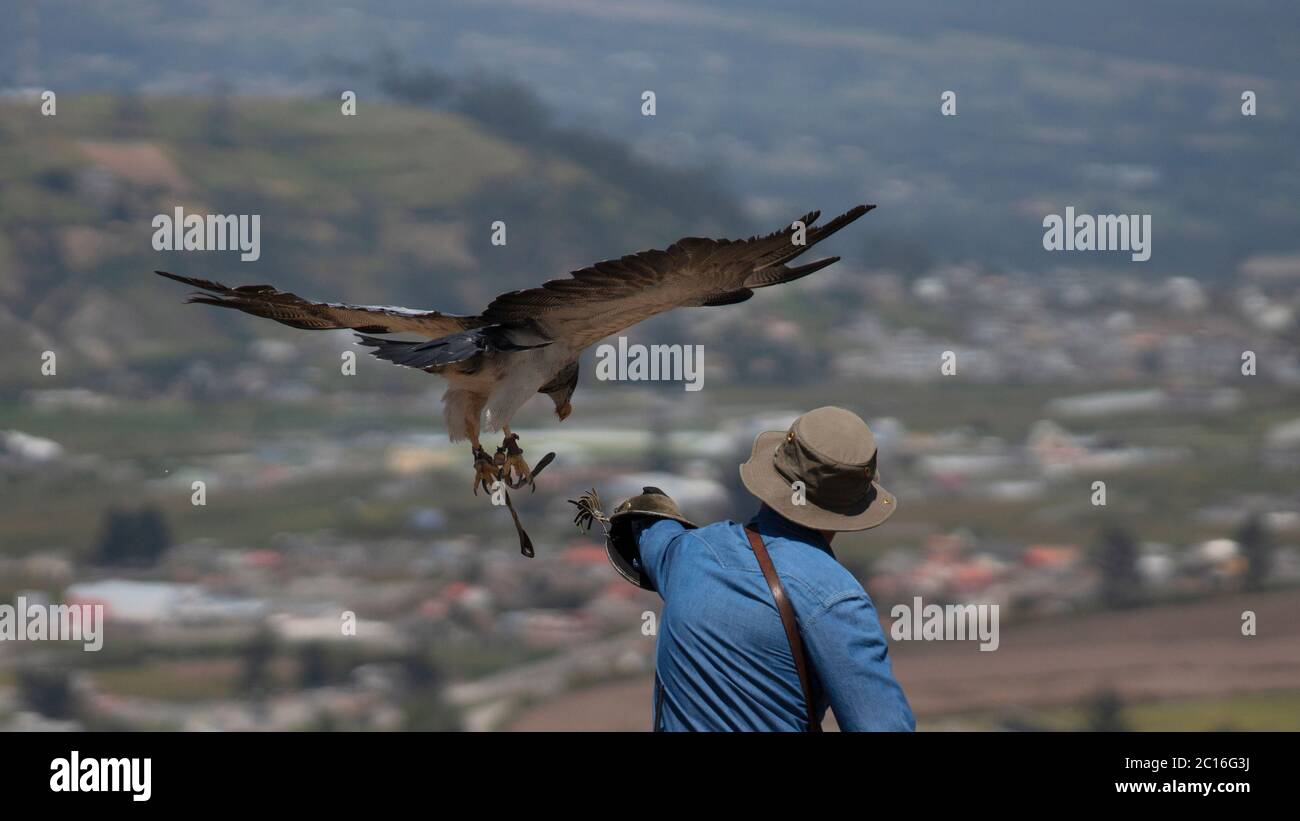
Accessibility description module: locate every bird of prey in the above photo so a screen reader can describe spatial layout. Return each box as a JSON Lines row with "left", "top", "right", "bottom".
{"left": 156, "top": 204, "right": 873, "bottom": 495}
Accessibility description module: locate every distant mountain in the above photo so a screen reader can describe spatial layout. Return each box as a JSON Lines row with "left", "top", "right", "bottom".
{"left": 3, "top": 0, "right": 1298, "bottom": 277}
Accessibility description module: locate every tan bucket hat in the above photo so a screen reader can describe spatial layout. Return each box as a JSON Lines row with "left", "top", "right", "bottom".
{"left": 739, "top": 406, "right": 897, "bottom": 532}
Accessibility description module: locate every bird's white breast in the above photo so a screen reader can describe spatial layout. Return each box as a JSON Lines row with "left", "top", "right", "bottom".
{"left": 482, "top": 343, "right": 579, "bottom": 430}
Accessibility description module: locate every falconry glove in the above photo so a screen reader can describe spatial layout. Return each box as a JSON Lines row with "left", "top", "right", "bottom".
{"left": 570, "top": 486, "right": 696, "bottom": 591}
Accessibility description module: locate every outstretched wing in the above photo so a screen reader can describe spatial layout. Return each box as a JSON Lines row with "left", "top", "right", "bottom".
{"left": 155, "top": 271, "right": 482, "bottom": 338}
{"left": 480, "top": 205, "right": 873, "bottom": 351}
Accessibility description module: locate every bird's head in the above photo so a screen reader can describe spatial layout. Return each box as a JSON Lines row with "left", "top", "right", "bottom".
{"left": 555, "top": 400, "right": 573, "bottom": 421}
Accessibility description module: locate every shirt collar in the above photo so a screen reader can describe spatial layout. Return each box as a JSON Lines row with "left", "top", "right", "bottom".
{"left": 746, "top": 505, "right": 835, "bottom": 557}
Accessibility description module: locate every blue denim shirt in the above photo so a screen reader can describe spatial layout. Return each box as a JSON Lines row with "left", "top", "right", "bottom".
{"left": 636, "top": 505, "right": 914, "bottom": 732}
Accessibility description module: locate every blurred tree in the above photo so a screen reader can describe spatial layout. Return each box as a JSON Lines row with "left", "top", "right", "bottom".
{"left": 203, "top": 79, "right": 236, "bottom": 147}
{"left": 644, "top": 403, "right": 673, "bottom": 473}
{"left": 112, "top": 92, "right": 148, "bottom": 136}
{"left": 1137, "top": 347, "right": 1163, "bottom": 378}
{"left": 17, "top": 667, "right": 76, "bottom": 719}
{"left": 1238, "top": 513, "right": 1273, "bottom": 592}
{"left": 377, "top": 61, "right": 452, "bottom": 106}
{"left": 723, "top": 440, "right": 754, "bottom": 513}
{"left": 91, "top": 506, "right": 172, "bottom": 567}
{"left": 240, "top": 625, "right": 277, "bottom": 696}
{"left": 402, "top": 653, "right": 441, "bottom": 689}
{"left": 310, "top": 710, "right": 340, "bottom": 732}
{"left": 1095, "top": 526, "right": 1142, "bottom": 609}
{"left": 1085, "top": 689, "right": 1129, "bottom": 732}
{"left": 453, "top": 72, "right": 551, "bottom": 140}
{"left": 297, "top": 642, "right": 332, "bottom": 689}
{"left": 402, "top": 695, "right": 462, "bottom": 732}
{"left": 995, "top": 705, "right": 1053, "bottom": 732}
{"left": 400, "top": 651, "right": 461, "bottom": 731}
{"left": 36, "top": 167, "right": 76, "bottom": 194}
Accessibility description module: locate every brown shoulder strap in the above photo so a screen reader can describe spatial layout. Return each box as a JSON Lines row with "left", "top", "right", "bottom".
{"left": 744, "top": 525, "right": 822, "bottom": 732}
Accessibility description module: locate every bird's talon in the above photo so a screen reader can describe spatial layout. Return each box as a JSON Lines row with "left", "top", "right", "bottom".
{"left": 497, "top": 433, "right": 532, "bottom": 489}
{"left": 506, "top": 454, "right": 532, "bottom": 489}
{"left": 503, "top": 433, "right": 523, "bottom": 456}
{"left": 472, "top": 446, "right": 497, "bottom": 496}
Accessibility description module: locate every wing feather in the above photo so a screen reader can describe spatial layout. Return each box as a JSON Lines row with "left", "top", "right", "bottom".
{"left": 155, "top": 271, "right": 481, "bottom": 337}
{"left": 157, "top": 204, "right": 873, "bottom": 354}
{"left": 480, "top": 204, "right": 873, "bottom": 350}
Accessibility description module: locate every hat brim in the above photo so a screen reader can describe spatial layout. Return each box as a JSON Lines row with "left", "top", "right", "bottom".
{"left": 739, "top": 430, "right": 897, "bottom": 532}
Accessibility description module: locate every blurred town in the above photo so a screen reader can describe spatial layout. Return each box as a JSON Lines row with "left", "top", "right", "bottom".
{"left": 4, "top": 253, "right": 1300, "bottom": 731}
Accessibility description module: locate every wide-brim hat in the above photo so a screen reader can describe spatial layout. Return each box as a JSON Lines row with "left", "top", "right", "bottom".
{"left": 739, "top": 406, "right": 897, "bottom": 532}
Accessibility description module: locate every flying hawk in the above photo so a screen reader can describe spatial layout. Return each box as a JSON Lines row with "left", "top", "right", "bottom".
{"left": 157, "top": 204, "right": 873, "bottom": 493}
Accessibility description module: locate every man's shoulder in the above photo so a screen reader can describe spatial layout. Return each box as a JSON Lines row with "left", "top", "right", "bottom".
{"left": 772, "top": 540, "right": 869, "bottom": 615}
{"left": 688, "top": 520, "right": 869, "bottom": 612}
{"left": 655, "top": 520, "right": 738, "bottom": 565}
{"left": 691, "top": 520, "right": 739, "bottom": 541}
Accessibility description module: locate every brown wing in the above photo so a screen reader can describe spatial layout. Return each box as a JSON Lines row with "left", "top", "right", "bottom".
{"left": 480, "top": 205, "right": 873, "bottom": 351}
{"left": 155, "top": 271, "right": 483, "bottom": 337}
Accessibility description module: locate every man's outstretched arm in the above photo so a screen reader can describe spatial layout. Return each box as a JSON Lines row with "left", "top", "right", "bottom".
{"left": 803, "top": 593, "right": 915, "bottom": 731}
{"left": 634, "top": 518, "right": 690, "bottom": 596}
